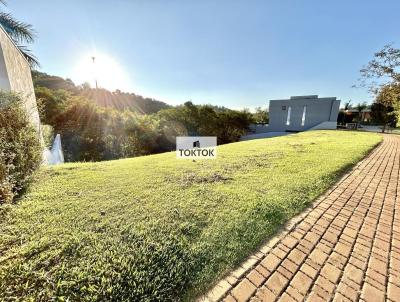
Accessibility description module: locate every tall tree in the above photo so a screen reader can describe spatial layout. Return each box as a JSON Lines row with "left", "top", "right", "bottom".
{"left": 0, "top": 1, "right": 38, "bottom": 66}
{"left": 360, "top": 44, "right": 400, "bottom": 92}
{"left": 359, "top": 44, "right": 400, "bottom": 132}
{"left": 373, "top": 84, "right": 399, "bottom": 131}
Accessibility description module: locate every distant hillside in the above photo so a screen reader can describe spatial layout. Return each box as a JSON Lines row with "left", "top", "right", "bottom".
{"left": 31, "top": 71, "right": 171, "bottom": 114}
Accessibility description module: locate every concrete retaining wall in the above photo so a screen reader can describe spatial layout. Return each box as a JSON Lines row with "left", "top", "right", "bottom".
{"left": 0, "top": 25, "right": 41, "bottom": 134}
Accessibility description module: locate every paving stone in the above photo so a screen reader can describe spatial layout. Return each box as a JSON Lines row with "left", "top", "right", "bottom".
{"left": 343, "top": 263, "right": 364, "bottom": 285}
{"left": 323, "top": 231, "right": 338, "bottom": 244}
{"left": 273, "top": 247, "right": 289, "bottom": 260}
{"left": 287, "top": 248, "right": 307, "bottom": 265}
{"left": 368, "top": 256, "right": 387, "bottom": 275}
{"left": 320, "top": 263, "right": 341, "bottom": 284}
{"left": 290, "top": 271, "right": 313, "bottom": 295}
{"left": 361, "top": 283, "right": 385, "bottom": 302}
{"left": 264, "top": 272, "right": 289, "bottom": 296}
{"left": 337, "top": 281, "right": 359, "bottom": 301}
{"left": 285, "top": 286, "right": 303, "bottom": 302}
{"left": 223, "top": 295, "right": 236, "bottom": 302}
{"left": 255, "top": 286, "right": 276, "bottom": 302}
{"left": 281, "top": 236, "right": 298, "bottom": 249}
{"left": 365, "top": 269, "right": 386, "bottom": 290}
{"left": 299, "top": 239, "right": 314, "bottom": 253}
{"left": 343, "top": 227, "right": 358, "bottom": 238}
{"left": 247, "top": 269, "right": 266, "bottom": 287}
{"left": 311, "top": 284, "right": 331, "bottom": 300}
{"left": 315, "top": 242, "right": 331, "bottom": 254}
{"left": 335, "top": 241, "right": 352, "bottom": 258}
{"left": 278, "top": 293, "right": 297, "bottom": 302}
{"left": 328, "top": 251, "right": 347, "bottom": 268}
{"left": 387, "top": 282, "right": 400, "bottom": 302}
{"left": 300, "top": 262, "right": 318, "bottom": 279}
{"left": 277, "top": 265, "right": 293, "bottom": 280}
{"left": 281, "top": 258, "right": 298, "bottom": 274}
{"left": 255, "top": 264, "right": 271, "bottom": 279}
{"left": 304, "top": 232, "right": 320, "bottom": 244}
{"left": 260, "top": 253, "right": 281, "bottom": 272}
{"left": 309, "top": 248, "right": 328, "bottom": 266}
{"left": 306, "top": 292, "right": 326, "bottom": 302}
{"left": 231, "top": 279, "right": 257, "bottom": 302}
{"left": 315, "top": 276, "right": 335, "bottom": 295}
{"left": 348, "top": 255, "right": 367, "bottom": 270}
{"left": 332, "top": 293, "right": 351, "bottom": 302}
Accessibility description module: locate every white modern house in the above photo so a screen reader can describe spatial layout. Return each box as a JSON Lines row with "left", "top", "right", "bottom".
{"left": 0, "top": 24, "right": 41, "bottom": 134}
{"left": 268, "top": 95, "right": 340, "bottom": 132}
{"left": 242, "top": 95, "right": 341, "bottom": 141}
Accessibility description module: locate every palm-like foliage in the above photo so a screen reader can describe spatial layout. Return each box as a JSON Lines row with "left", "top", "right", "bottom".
{"left": 0, "top": 1, "right": 38, "bottom": 67}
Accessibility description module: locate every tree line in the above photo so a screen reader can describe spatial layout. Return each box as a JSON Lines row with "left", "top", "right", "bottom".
{"left": 35, "top": 75, "right": 254, "bottom": 162}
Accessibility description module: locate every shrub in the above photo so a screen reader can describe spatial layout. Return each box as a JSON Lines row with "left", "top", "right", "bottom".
{"left": 0, "top": 91, "right": 42, "bottom": 203}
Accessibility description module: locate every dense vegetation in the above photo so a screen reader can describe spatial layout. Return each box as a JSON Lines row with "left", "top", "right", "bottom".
{"left": 0, "top": 92, "right": 42, "bottom": 203}
{"left": 34, "top": 72, "right": 253, "bottom": 162}
{"left": 0, "top": 131, "right": 381, "bottom": 301}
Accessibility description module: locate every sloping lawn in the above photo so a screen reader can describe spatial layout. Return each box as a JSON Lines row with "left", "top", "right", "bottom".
{"left": 0, "top": 131, "right": 381, "bottom": 301}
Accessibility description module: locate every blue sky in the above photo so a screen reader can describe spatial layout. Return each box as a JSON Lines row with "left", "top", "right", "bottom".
{"left": 7, "top": 0, "right": 400, "bottom": 109}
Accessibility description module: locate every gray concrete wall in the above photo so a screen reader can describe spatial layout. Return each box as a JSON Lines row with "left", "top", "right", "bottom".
{"left": 0, "top": 25, "right": 41, "bottom": 133}
{"left": 0, "top": 44, "right": 11, "bottom": 90}
{"left": 268, "top": 95, "right": 340, "bottom": 132}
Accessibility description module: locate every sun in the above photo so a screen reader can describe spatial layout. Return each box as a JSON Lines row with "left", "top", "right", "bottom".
{"left": 72, "top": 52, "right": 131, "bottom": 91}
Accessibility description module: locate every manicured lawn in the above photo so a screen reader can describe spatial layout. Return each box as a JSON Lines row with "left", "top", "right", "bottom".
{"left": 0, "top": 131, "right": 381, "bottom": 301}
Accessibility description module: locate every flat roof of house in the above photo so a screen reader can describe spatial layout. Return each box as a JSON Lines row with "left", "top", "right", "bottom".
{"left": 346, "top": 109, "right": 371, "bottom": 113}
{"left": 270, "top": 95, "right": 339, "bottom": 102}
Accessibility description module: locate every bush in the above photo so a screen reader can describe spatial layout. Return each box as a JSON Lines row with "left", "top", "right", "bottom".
{"left": 0, "top": 91, "right": 42, "bottom": 203}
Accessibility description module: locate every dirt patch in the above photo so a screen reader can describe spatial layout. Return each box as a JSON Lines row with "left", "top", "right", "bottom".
{"left": 179, "top": 172, "right": 232, "bottom": 187}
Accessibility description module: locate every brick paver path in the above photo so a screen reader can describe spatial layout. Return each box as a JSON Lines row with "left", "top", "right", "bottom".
{"left": 202, "top": 135, "right": 400, "bottom": 302}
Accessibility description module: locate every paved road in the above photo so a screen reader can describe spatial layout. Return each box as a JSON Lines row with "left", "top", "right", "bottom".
{"left": 202, "top": 134, "right": 400, "bottom": 302}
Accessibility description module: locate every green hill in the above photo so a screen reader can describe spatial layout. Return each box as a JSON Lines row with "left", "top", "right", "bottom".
{"left": 0, "top": 131, "right": 381, "bottom": 301}
{"left": 32, "top": 70, "right": 171, "bottom": 114}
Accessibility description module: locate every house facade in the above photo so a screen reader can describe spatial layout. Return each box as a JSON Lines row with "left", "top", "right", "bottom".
{"left": 268, "top": 95, "right": 340, "bottom": 132}
{"left": 0, "top": 25, "right": 41, "bottom": 134}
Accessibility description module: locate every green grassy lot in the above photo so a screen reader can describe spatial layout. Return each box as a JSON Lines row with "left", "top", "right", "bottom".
{"left": 0, "top": 131, "right": 381, "bottom": 301}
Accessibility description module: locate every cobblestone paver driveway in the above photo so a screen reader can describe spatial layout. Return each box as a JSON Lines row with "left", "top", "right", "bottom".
{"left": 202, "top": 134, "right": 400, "bottom": 302}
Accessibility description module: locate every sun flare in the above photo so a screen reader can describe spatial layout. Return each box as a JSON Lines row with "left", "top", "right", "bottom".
{"left": 72, "top": 53, "right": 131, "bottom": 91}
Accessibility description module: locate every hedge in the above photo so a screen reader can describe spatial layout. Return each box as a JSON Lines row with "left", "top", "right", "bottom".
{"left": 0, "top": 91, "right": 42, "bottom": 203}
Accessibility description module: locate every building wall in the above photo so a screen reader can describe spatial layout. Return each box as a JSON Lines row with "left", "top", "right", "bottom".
{"left": 0, "top": 25, "right": 41, "bottom": 133}
{"left": 268, "top": 95, "right": 340, "bottom": 132}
